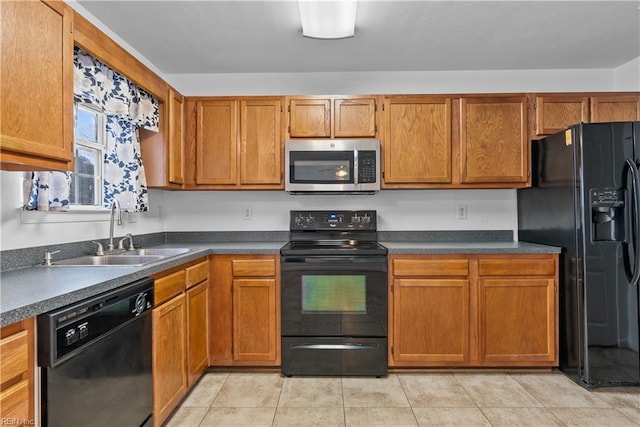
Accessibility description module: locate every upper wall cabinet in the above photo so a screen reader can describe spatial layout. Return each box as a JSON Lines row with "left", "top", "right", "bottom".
{"left": 1, "top": 1, "right": 74, "bottom": 171}
{"left": 590, "top": 95, "right": 640, "bottom": 122}
{"left": 382, "top": 96, "right": 452, "bottom": 187}
{"left": 190, "top": 97, "right": 283, "bottom": 189}
{"left": 531, "top": 95, "right": 589, "bottom": 137}
{"left": 531, "top": 93, "right": 640, "bottom": 139}
{"left": 141, "top": 88, "right": 185, "bottom": 188}
{"left": 459, "top": 95, "right": 529, "bottom": 186}
{"left": 287, "top": 96, "right": 378, "bottom": 139}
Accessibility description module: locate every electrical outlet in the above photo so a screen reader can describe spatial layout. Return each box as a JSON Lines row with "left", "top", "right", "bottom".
{"left": 456, "top": 204, "right": 468, "bottom": 220}
{"left": 242, "top": 206, "right": 253, "bottom": 221}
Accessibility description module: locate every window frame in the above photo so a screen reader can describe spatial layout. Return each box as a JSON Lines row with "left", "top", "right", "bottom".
{"left": 70, "top": 103, "right": 107, "bottom": 210}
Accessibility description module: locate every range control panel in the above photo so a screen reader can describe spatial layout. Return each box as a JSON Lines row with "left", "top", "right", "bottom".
{"left": 290, "top": 210, "right": 377, "bottom": 231}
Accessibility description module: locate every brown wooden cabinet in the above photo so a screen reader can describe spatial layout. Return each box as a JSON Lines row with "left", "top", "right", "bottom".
{"left": 532, "top": 94, "right": 589, "bottom": 137}
{"left": 382, "top": 96, "right": 452, "bottom": 186}
{"left": 168, "top": 90, "right": 186, "bottom": 185}
{"left": 459, "top": 95, "right": 529, "bottom": 186}
{"left": 591, "top": 95, "right": 640, "bottom": 122}
{"left": 531, "top": 93, "right": 640, "bottom": 139}
{"left": 196, "top": 99, "right": 238, "bottom": 185}
{"left": 191, "top": 97, "right": 283, "bottom": 188}
{"left": 287, "top": 96, "right": 378, "bottom": 139}
{"left": 1, "top": 0, "right": 74, "bottom": 171}
{"left": 141, "top": 87, "right": 185, "bottom": 188}
{"left": 152, "top": 258, "right": 209, "bottom": 427}
{"left": 390, "top": 257, "right": 470, "bottom": 365}
{"left": 210, "top": 255, "right": 280, "bottom": 366}
{"left": 0, "top": 318, "right": 35, "bottom": 424}
{"left": 185, "top": 260, "right": 209, "bottom": 385}
{"left": 477, "top": 256, "right": 557, "bottom": 365}
{"left": 152, "top": 292, "right": 186, "bottom": 427}
{"left": 389, "top": 253, "right": 558, "bottom": 368}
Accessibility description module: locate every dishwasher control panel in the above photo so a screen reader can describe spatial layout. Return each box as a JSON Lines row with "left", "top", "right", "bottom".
{"left": 37, "top": 278, "right": 154, "bottom": 367}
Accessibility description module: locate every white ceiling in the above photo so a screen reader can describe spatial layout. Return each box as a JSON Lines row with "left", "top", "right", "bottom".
{"left": 76, "top": 0, "right": 640, "bottom": 74}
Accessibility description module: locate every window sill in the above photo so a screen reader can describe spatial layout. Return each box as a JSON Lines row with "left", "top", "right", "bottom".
{"left": 18, "top": 208, "right": 111, "bottom": 224}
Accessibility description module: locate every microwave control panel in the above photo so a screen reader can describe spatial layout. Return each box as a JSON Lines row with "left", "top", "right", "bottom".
{"left": 357, "top": 151, "right": 377, "bottom": 184}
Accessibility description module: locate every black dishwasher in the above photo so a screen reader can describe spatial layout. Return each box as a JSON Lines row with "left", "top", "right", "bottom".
{"left": 38, "top": 277, "right": 154, "bottom": 427}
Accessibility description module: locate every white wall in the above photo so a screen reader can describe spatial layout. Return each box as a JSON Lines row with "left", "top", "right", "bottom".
{"left": 614, "top": 56, "right": 640, "bottom": 90}
{"left": 167, "top": 69, "right": 617, "bottom": 97}
{"left": 160, "top": 189, "right": 516, "bottom": 234}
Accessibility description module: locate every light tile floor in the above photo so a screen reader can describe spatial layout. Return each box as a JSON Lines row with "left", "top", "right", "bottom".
{"left": 165, "top": 371, "right": 640, "bottom": 427}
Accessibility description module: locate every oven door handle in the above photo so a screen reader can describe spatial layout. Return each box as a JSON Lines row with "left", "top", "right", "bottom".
{"left": 291, "top": 343, "right": 378, "bottom": 350}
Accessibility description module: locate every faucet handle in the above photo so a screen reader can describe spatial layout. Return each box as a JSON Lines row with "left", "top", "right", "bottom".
{"left": 43, "top": 250, "right": 61, "bottom": 266}
{"left": 92, "top": 241, "right": 105, "bottom": 256}
{"left": 118, "top": 234, "right": 135, "bottom": 251}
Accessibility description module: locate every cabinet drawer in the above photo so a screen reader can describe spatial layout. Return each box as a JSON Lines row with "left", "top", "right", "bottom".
{"left": 232, "top": 259, "right": 276, "bottom": 277}
{"left": 0, "top": 379, "right": 29, "bottom": 419}
{"left": 0, "top": 330, "right": 29, "bottom": 383}
{"left": 392, "top": 258, "right": 469, "bottom": 277}
{"left": 155, "top": 270, "right": 186, "bottom": 305}
{"left": 478, "top": 257, "right": 555, "bottom": 276}
{"left": 186, "top": 260, "right": 209, "bottom": 288}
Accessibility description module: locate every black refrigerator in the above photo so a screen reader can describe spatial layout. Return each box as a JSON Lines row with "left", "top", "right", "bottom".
{"left": 518, "top": 121, "right": 640, "bottom": 387}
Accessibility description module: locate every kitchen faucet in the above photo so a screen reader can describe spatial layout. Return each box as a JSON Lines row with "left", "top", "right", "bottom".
{"left": 107, "top": 199, "right": 122, "bottom": 252}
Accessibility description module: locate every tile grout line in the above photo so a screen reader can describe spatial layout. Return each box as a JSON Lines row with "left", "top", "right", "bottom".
{"left": 340, "top": 376, "right": 347, "bottom": 427}
{"left": 270, "top": 374, "right": 285, "bottom": 427}
{"left": 395, "top": 373, "right": 420, "bottom": 426}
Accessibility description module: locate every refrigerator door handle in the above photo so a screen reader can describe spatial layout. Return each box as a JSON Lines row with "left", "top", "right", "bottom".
{"left": 624, "top": 158, "right": 640, "bottom": 286}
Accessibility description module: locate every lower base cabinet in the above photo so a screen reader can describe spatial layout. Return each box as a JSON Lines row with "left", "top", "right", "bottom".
{"left": 210, "top": 255, "right": 280, "bottom": 366}
{"left": 152, "top": 258, "right": 209, "bottom": 427}
{"left": 389, "top": 254, "right": 558, "bottom": 368}
{"left": 0, "top": 318, "right": 35, "bottom": 424}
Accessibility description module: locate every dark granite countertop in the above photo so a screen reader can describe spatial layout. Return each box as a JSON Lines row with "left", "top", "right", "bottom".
{"left": 0, "top": 242, "right": 285, "bottom": 327}
{"left": 0, "top": 231, "right": 560, "bottom": 327}
{"left": 382, "top": 241, "right": 561, "bottom": 254}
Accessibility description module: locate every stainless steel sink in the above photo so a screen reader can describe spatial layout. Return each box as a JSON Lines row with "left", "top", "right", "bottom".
{"left": 126, "top": 248, "right": 191, "bottom": 256}
{"left": 51, "top": 255, "right": 164, "bottom": 267}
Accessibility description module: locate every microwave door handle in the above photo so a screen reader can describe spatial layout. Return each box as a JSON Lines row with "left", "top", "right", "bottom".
{"left": 354, "top": 150, "right": 359, "bottom": 184}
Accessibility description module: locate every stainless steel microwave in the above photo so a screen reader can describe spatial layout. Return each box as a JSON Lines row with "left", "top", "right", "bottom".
{"left": 285, "top": 139, "right": 381, "bottom": 194}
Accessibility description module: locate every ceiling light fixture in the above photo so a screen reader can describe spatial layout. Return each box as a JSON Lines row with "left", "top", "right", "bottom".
{"left": 298, "top": 0, "right": 357, "bottom": 40}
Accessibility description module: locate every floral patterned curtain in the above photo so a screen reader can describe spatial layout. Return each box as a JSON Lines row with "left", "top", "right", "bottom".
{"left": 24, "top": 47, "right": 158, "bottom": 212}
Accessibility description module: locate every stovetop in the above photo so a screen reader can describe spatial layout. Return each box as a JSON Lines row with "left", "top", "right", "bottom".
{"left": 281, "top": 210, "right": 387, "bottom": 256}
{"left": 279, "top": 240, "right": 388, "bottom": 256}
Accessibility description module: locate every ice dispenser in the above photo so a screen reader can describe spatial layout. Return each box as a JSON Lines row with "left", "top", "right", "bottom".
{"left": 590, "top": 189, "right": 626, "bottom": 242}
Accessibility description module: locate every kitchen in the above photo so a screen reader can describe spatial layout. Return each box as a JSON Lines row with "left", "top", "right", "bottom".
{"left": 1, "top": 1, "right": 640, "bottom": 426}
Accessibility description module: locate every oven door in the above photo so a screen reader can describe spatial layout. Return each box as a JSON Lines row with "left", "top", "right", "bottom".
{"left": 281, "top": 255, "right": 387, "bottom": 338}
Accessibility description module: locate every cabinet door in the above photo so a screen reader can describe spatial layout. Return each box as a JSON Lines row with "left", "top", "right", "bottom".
{"left": 289, "top": 98, "right": 331, "bottom": 138}
{"left": 169, "top": 89, "right": 185, "bottom": 184}
{"left": 334, "top": 97, "right": 376, "bottom": 137}
{"left": 240, "top": 98, "right": 283, "bottom": 186}
{"left": 187, "top": 280, "right": 208, "bottom": 386}
{"left": 460, "top": 96, "right": 528, "bottom": 184}
{"left": 391, "top": 279, "right": 469, "bottom": 365}
{"left": 478, "top": 278, "right": 556, "bottom": 365}
{"left": 152, "top": 294, "right": 187, "bottom": 427}
{"left": 232, "top": 278, "right": 278, "bottom": 362}
{"left": 196, "top": 100, "right": 237, "bottom": 184}
{"left": 534, "top": 95, "right": 589, "bottom": 136}
{"left": 591, "top": 95, "right": 640, "bottom": 122}
{"left": 1, "top": 0, "right": 73, "bottom": 171}
{"left": 383, "top": 97, "right": 452, "bottom": 185}
{"left": 0, "top": 318, "right": 34, "bottom": 423}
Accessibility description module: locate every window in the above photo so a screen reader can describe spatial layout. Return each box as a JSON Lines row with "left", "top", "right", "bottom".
{"left": 71, "top": 104, "right": 106, "bottom": 207}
